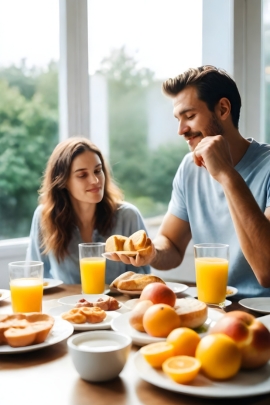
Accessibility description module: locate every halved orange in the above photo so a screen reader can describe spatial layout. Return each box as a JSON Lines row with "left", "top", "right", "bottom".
{"left": 162, "top": 355, "right": 201, "bottom": 384}
{"left": 140, "top": 341, "right": 174, "bottom": 368}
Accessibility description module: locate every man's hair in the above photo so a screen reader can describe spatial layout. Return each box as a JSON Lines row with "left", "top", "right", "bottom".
{"left": 162, "top": 65, "right": 242, "bottom": 128}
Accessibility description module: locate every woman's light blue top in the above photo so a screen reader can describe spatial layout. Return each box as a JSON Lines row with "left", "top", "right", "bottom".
{"left": 26, "top": 202, "right": 150, "bottom": 284}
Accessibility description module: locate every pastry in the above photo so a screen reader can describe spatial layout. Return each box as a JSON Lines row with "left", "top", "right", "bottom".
{"left": 110, "top": 271, "right": 165, "bottom": 292}
{"left": 105, "top": 230, "right": 154, "bottom": 257}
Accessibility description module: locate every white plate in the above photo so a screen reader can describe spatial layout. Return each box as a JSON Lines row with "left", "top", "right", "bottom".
{"left": 239, "top": 298, "right": 270, "bottom": 314}
{"left": 112, "top": 282, "right": 188, "bottom": 297}
{"left": 0, "top": 317, "right": 73, "bottom": 354}
{"left": 225, "top": 286, "right": 238, "bottom": 297}
{"left": 0, "top": 289, "right": 10, "bottom": 301}
{"left": 48, "top": 305, "right": 121, "bottom": 330}
{"left": 165, "top": 282, "right": 188, "bottom": 295}
{"left": 43, "top": 278, "right": 64, "bottom": 290}
{"left": 58, "top": 294, "right": 110, "bottom": 306}
{"left": 102, "top": 251, "right": 137, "bottom": 259}
{"left": 186, "top": 287, "right": 233, "bottom": 306}
{"left": 124, "top": 298, "right": 141, "bottom": 310}
{"left": 111, "top": 308, "right": 224, "bottom": 346}
{"left": 134, "top": 351, "right": 270, "bottom": 398}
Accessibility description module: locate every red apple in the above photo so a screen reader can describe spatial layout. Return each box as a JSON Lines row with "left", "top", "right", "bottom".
{"left": 209, "top": 310, "right": 270, "bottom": 369}
{"left": 140, "top": 282, "right": 176, "bottom": 307}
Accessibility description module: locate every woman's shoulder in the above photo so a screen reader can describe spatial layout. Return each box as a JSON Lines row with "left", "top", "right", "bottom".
{"left": 116, "top": 201, "right": 143, "bottom": 218}
{"left": 31, "top": 205, "right": 43, "bottom": 221}
{"left": 111, "top": 201, "right": 146, "bottom": 236}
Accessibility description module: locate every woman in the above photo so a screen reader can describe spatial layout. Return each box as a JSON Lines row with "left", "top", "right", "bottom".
{"left": 26, "top": 137, "right": 150, "bottom": 284}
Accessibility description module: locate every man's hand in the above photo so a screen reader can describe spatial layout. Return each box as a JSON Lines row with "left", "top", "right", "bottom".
{"left": 108, "top": 241, "right": 156, "bottom": 267}
{"left": 193, "top": 135, "right": 234, "bottom": 181}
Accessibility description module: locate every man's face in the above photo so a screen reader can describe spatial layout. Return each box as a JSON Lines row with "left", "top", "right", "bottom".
{"left": 172, "top": 86, "right": 224, "bottom": 151}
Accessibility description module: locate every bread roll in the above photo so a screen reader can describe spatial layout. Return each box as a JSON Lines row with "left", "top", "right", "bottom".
{"left": 105, "top": 230, "right": 153, "bottom": 257}
{"left": 105, "top": 235, "right": 128, "bottom": 252}
{"left": 174, "top": 298, "right": 208, "bottom": 329}
{"left": 137, "top": 238, "right": 153, "bottom": 257}
{"left": 123, "top": 238, "right": 135, "bottom": 251}
{"left": 110, "top": 271, "right": 136, "bottom": 289}
{"left": 110, "top": 271, "right": 165, "bottom": 291}
{"left": 128, "top": 230, "right": 147, "bottom": 250}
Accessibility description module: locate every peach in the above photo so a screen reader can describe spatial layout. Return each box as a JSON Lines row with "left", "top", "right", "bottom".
{"left": 140, "top": 282, "right": 176, "bottom": 307}
{"left": 209, "top": 310, "right": 270, "bottom": 369}
{"left": 129, "top": 300, "right": 153, "bottom": 332}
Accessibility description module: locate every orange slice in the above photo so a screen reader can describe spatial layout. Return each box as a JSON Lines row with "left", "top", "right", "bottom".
{"left": 162, "top": 355, "right": 201, "bottom": 384}
{"left": 140, "top": 342, "right": 174, "bottom": 368}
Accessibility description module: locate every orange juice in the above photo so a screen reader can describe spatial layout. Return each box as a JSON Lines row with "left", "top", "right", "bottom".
{"left": 10, "top": 278, "right": 43, "bottom": 313}
{"left": 195, "top": 257, "right": 229, "bottom": 304}
{"left": 80, "top": 257, "right": 106, "bottom": 294}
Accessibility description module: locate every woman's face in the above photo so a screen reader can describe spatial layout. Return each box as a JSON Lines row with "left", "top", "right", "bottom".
{"left": 66, "top": 150, "right": 105, "bottom": 205}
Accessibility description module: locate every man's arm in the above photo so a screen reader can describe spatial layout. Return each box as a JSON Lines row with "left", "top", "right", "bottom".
{"left": 150, "top": 213, "right": 192, "bottom": 270}
{"left": 221, "top": 171, "right": 270, "bottom": 287}
{"left": 194, "top": 135, "right": 270, "bottom": 287}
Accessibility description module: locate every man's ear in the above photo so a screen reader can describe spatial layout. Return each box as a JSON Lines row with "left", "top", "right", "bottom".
{"left": 215, "top": 97, "right": 231, "bottom": 121}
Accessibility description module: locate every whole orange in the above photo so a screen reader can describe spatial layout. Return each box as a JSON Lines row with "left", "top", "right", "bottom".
{"left": 167, "top": 327, "right": 201, "bottom": 356}
{"left": 140, "top": 282, "right": 176, "bottom": 307}
{"left": 143, "top": 303, "right": 181, "bottom": 338}
{"left": 195, "top": 333, "right": 242, "bottom": 380}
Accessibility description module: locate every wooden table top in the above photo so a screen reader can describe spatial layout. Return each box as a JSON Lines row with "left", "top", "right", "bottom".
{"left": 0, "top": 282, "right": 270, "bottom": 405}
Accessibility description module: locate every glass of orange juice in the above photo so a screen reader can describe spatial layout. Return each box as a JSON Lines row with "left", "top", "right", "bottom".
{"left": 194, "top": 243, "right": 229, "bottom": 308}
{"left": 9, "top": 261, "right": 44, "bottom": 313}
{"left": 79, "top": 243, "right": 106, "bottom": 294}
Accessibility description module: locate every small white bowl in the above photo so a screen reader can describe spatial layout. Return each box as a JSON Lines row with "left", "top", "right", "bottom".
{"left": 67, "top": 330, "right": 132, "bottom": 382}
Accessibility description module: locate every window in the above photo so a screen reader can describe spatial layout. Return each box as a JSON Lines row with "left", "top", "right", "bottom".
{"left": 87, "top": 0, "right": 202, "bottom": 220}
{"left": 0, "top": 0, "right": 59, "bottom": 239}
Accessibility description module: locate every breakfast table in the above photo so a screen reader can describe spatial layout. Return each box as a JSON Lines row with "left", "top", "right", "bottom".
{"left": 0, "top": 282, "right": 270, "bottom": 405}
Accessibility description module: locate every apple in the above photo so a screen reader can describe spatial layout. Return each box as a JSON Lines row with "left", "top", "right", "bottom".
{"left": 209, "top": 310, "right": 270, "bottom": 369}
{"left": 140, "top": 282, "right": 176, "bottom": 307}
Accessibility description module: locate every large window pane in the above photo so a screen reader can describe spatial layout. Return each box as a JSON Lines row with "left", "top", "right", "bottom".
{"left": 0, "top": 0, "right": 59, "bottom": 239}
{"left": 88, "top": 0, "right": 202, "bottom": 219}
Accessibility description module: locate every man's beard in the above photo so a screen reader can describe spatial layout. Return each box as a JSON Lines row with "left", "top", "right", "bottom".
{"left": 206, "top": 113, "right": 224, "bottom": 137}
{"left": 185, "top": 113, "right": 224, "bottom": 151}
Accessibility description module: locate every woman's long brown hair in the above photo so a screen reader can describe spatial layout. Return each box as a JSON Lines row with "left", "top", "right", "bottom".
{"left": 39, "top": 137, "right": 123, "bottom": 261}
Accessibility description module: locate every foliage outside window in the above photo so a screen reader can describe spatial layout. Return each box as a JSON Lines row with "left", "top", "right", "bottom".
{"left": 98, "top": 47, "right": 189, "bottom": 218}
{"left": 0, "top": 62, "right": 58, "bottom": 239}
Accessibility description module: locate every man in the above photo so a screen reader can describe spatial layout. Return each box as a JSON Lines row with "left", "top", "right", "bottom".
{"left": 113, "top": 65, "right": 270, "bottom": 299}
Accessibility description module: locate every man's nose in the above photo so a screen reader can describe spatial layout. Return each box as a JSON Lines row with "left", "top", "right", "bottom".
{"left": 178, "top": 122, "right": 190, "bottom": 136}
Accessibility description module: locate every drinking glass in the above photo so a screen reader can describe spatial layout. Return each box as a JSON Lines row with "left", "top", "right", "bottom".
{"left": 9, "top": 261, "right": 44, "bottom": 313}
{"left": 79, "top": 243, "right": 106, "bottom": 294}
{"left": 194, "top": 243, "right": 229, "bottom": 308}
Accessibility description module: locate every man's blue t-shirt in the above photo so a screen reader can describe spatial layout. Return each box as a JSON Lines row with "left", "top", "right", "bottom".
{"left": 168, "top": 138, "right": 270, "bottom": 299}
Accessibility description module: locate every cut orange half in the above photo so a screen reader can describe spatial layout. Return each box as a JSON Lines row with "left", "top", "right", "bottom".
{"left": 140, "top": 341, "right": 174, "bottom": 368}
{"left": 162, "top": 355, "right": 201, "bottom": 384}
